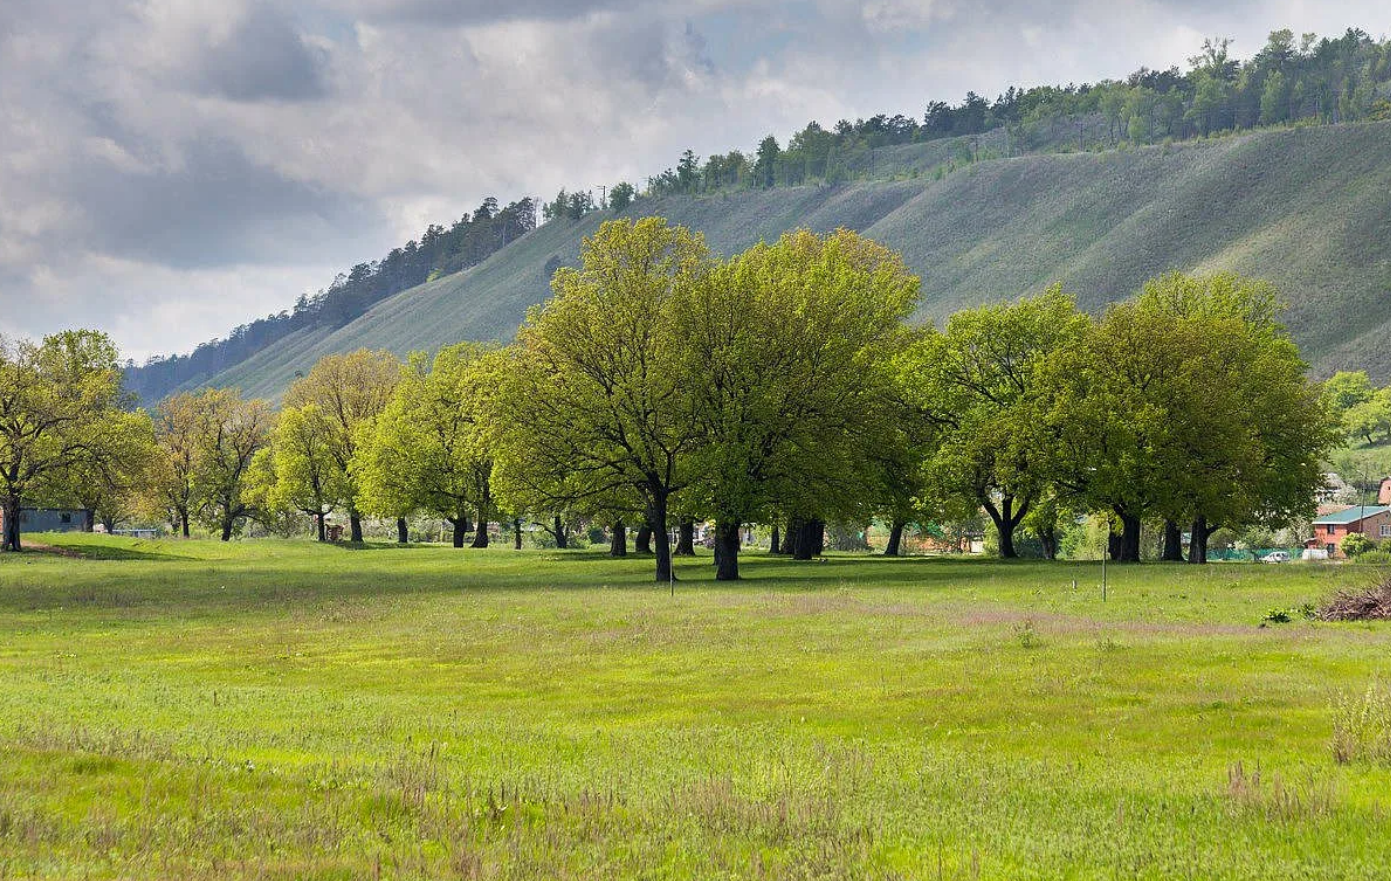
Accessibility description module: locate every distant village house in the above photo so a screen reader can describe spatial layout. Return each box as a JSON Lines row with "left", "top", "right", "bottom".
{"left": 1305, "top": 505, "right": 1391, "bottom": 559}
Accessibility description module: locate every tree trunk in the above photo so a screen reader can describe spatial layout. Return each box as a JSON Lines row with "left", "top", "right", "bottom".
{"left": 450, "top": 517, "right": 466, "bottom": 548}
{"left": 769, "top": 525, "right": 780, "bottom": 555}
{"left": 513, "top": 518, "right": 523, "bottom": 550}
{"left": 2, "top": 496, "right": 20, "bottom": 552}
{"left": 180, "top": 509, "right": 190, "bottom": 539}
{"left": 649, "top": 496, "right": 673, "bottom": 583}
{"left": 983, "top": 496, "right": 1028, "bottom": 559}
{"left": 635, "top": 523, "right": 653, "bottom": 554}
{"left": 1038, "top": 525, "right": 1057, "bottom": 561}
{"left": 789, "top": 517, "right": 809, "bottom": 560}
{"left": 1161, "top": 520, "right": 1184, "bottom": 562}
{"left": 101, "top": 516, "right": 115, "bottom": 533}
{"left": 471, "top": 511, "right": 489, "bottom": 548}
{"left": 349, "top": 511, "right": 363, "bottom": 543}
{"left": 714, "top": 520, "right": 741, "bottom": 580}
{"left": 675, "top": 519, "right": 695, "bottom": 556}
{"left": 316, "top": 514, "right": 327, "bottom": 543}
{"left": 82, "top": 509, "right": 95, "bottom": 533}
{"left": 1112, "top": 511, "right": 1141, "bottom": 562}
{"left": 884, "top": 520, "right": 905, "bottom": 556}
{"left": 220, "top": 518, "right": 233, "bottom": 542}
{"left": 790, "top": 518, "right": 823, "bottom": 560}
{"left": 396, "top": 517, "right": 408, "bottom": 545}
{"left": 609, "top": 521, "right": 627, "bottom": 557}
{"left": 553, "top": 515, "right": 568, "bottom": 550}
{"left": 1188, "top": 516, "right": 1218, "bottom": 565}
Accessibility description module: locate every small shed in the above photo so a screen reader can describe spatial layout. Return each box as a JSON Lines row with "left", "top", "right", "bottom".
{"left": 0, "top": 507, "right": 87, "bottom": 536}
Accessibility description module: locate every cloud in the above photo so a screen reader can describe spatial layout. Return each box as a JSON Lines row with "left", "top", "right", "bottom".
{"left": 192, "top": 4, "right": 330, "bottom": 102}
{"left": 344, "top": 0, "right": 629, "bottom": 26}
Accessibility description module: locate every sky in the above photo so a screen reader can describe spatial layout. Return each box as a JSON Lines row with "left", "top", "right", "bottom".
{"left": 0, "top": 0, "right": 1381, "bottom": 362}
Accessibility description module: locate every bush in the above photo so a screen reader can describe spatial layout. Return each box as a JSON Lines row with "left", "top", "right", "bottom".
{"left": 1263, "top": 604, "right": 1316, "bottom": 624}
{"left": 1341, "top": 533, "right": 1378, "bottom": 558}
{"left": 1353, "top": 549, "right": 1391, "bottom": 566}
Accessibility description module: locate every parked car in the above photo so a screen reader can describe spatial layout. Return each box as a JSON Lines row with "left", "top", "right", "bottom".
{"left": 1261, "top": 551, "right": 1291, "bottom": 564}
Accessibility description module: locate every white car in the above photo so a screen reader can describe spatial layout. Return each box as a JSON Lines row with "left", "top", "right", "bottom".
{"left": 1261, "top": 551, "right": 1290, "bottom": 564}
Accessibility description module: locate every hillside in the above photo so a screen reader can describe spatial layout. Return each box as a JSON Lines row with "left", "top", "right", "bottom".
{"left": 199, "top": 122, "right": 1391, "bottom": 400}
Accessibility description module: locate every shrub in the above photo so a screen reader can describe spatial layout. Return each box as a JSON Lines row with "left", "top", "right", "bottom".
{"left": 1341, "top": 533, "right": 1378, "bottom": 558}
{"left": 1012, "top": 619, "right": 1040, "bottom": 649}
{"left": 1353, "top": 549, "right": 1391, "bottom": 566}
{"left": 1332, "top": 685, "right": 1391, "bottom": 765}
{"left": 1262, "top": 604, "right": 1316, "bottom": 624}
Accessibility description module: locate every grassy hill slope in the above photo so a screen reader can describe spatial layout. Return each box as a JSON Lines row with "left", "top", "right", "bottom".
{"left": 206, "top": 122, "right": 1391, "bottom": 400}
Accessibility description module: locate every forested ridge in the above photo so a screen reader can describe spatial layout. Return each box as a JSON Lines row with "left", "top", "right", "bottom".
{"left": 125, "top": 27, "right": 1391, "bottom": 403}
{"left": 628, "top": 28, "right": 1391, "bottom": 199}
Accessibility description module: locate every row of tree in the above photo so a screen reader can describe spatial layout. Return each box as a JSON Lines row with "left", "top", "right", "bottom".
{"left": 2, "top": 221, "right": 1339, "bottom": 573}
{"left": 483, "top": 220, "right": 1336, "bottom": 578}
{"left": 123, "top": 197, "right": 537, "bottom": 405}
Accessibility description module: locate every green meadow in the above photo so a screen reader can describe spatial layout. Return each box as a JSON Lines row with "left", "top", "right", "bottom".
{"left": 2, "top": 535, "right": 1390, "bottom": 879}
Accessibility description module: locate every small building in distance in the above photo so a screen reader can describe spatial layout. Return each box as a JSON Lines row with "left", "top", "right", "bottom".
{"left": 0, "top": 507, "right": 87, "bottom": 538}
{"left": 1306, "top": 505, "right": 1391, "bottom": 559}
{"left": 1316, "top": 472, "right": 1357, "bottom": 506}
{"left": 1380, "top": 477, "right": 1391, "bottom": 506}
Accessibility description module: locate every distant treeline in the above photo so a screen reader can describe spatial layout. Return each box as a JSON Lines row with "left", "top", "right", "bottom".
{"left": 613, "top": 28, "right": 1391, "bottom": 199}
{"left": 124, "top": 198, "right": 537, "bottom": 403}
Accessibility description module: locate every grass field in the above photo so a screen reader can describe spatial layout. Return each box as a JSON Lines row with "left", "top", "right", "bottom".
{"left": 2, "top": 535, "right": 1390, "bottom": 879}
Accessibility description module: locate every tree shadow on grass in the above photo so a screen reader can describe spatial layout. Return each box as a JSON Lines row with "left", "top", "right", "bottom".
{"left": 17, "top": 540, "right": 196, "bottom": 562}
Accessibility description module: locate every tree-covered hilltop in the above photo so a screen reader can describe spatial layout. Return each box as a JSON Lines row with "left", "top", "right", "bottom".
{"left": 123, "top": 198, "right": 535, "bottom": 403}
{"left": 622, "top": 28, "right": 1391, "bottom": 201}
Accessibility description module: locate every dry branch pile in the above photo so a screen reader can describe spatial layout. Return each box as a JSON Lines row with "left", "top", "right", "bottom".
{"left": 1318, "top": 577, "right": 1391, "bottom": 621}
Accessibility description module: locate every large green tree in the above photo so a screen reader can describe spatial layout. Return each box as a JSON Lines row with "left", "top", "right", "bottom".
{"left": 356, "top": 344, "right": 497, "bottom": 548}
{"left": 672, "top": 228, "right": 920, "bottom": 579}
{"left": 1043, "top": 272, "right": 1336, "bottom": 562}
{"left": 265, "top": 404, "right": 347, "bottom": 541}
{"left": 45, "top": 408, "right": 157, "bottom": 533}
{"left": 0, "top": 330, "right": 127, "bottom": 552}
{"left": 1131, "top": 272, "right": 1337, "bottom": 562}
{"left": 191, "top": 389, "right": 275, "bottom": 541}
{"left": 490, "top": 217, "right": 709, "bottom": 582}
{"left": 283, "top": 350, "right": 401, "bottom": 542}
{"left": 900, "top": 288, "right": 1088, "bottom": 558}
